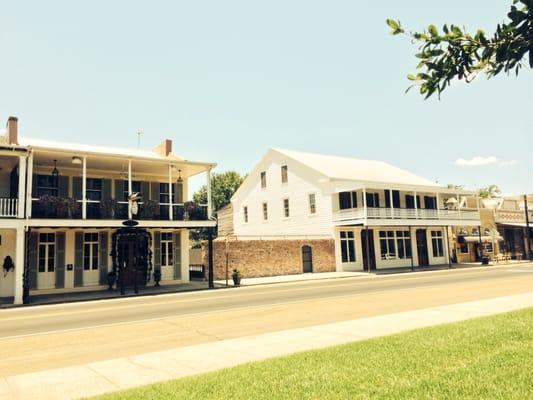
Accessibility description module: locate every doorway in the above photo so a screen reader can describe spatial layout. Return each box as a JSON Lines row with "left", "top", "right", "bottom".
{"left": 416, "top": 229, "right": 429, "bottom": 266}
{"left": 302, "top": 245, "right": 313, "bottom": 273}
{"left": 361, "top": 229, "right": 376, "bottom": 271}
{"left": 114, "top": 228, "right": 150, "bottom": 289}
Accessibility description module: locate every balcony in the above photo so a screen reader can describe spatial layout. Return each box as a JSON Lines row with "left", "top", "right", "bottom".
{"left": 495, "top": 209, "right": 533, "bottom": 225}
{"left": 30, "top": 197, "right": 208, "bottom": 221}
{"left": 333, "top": 207, "right": 480, "bottom": 225}
{"left": 0, "top": 198, "right": 18, "bottom": 218}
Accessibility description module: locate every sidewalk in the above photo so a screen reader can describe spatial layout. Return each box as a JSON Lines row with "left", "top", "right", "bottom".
{"left": 215, "top": 271, "right": 367, "bottom": 286}
{"left": 2, "top": 291, "right": 532, "bottom": 400}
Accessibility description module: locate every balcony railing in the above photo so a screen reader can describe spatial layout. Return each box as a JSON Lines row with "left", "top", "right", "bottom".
{"left": 333, "top": 207, "right": 480, "bottom": 223}
{"left": 0, "top": 198, "right": 18, "bottom": 218}
{"left": 495, "top": 209, "right": 533, "bottom": 224}
{"left": 31, "top": 197, "right": 208, "bottom": 221}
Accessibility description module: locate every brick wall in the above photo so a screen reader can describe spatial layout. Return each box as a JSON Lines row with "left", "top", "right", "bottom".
{"left": 203, "top": 238, "right": 336, "bottom": 280}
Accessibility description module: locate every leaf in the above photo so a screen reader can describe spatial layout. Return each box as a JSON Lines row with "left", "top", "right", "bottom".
{"left": 428, "top": 24, "right": 438, "bottom": 37}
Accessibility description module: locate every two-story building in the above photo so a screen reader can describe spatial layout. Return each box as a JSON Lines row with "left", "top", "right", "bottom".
{"left": 215, "top": 148, "right": 481, "bottom": 279}
{"left": 0, "top": 116, "right": 216, "bottom": 304}
{"left": 492, "top": 195, "right": 531, "bottom": 259}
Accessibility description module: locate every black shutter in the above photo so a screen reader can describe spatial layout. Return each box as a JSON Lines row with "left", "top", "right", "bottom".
{"left": 385, "top": 190, "right": 391, "bottom": 208}
{"left": 99, "top": 232, "right": 109, "bottom": 285}
{"left": 173, "top": 231, "right": 181, "bottom": 280}
{"left": 102, "top": 179, "right": 112, "bottom": 201}
{"left": 31, "top": 174, "right": 38, "bottom": 198}
{"left": 175, "top": 183, "right": 183, "bottom": 204}
{"left": 72, "top": 177, "right": 82, "bottom": 200}
{"left": 406, "top": 195, "right": 414, "bottom": 209}
{"left": 141, "top": 181, "right": 150, "bottom": 201}
{"left": 351, "top": 192, "right": 358, "bottom": 208}
{"left": 115, "top": 180, "right": 124, "bottom": 202}
{"left": 58, "top": 176, "right": 69, "bottom": 198}
{"left": 28, "top": 232, "right": 39, "bottom": 290}
{"left": 339, "top": 192, "right": 350, "bottom": 210}
{"left": 393, "top": 190, "right": 400, "bottom": 208}
{"left": 74, "top": 232, "right": 84, "bottom": 287}
{"left": 55, "top": 232, "right": 66, "bottom": 288}
{"left": 150, "top": 182, "right": 160, "bottom": 202}
{"left": 154, "top": 231, "right": 161, "bottom": 275}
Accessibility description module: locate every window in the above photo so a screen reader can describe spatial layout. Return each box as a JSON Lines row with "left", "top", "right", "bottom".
{"left": 83, "top": 232, "right": 99, "bottom": 270}
{"left": 339, "top": 191, "right": 358, "bottom": 210}
{"left": 123, "top": 180, "right": 141, "bottom": 201}
{"left": 424, "top": 196, "right": 437, "bottom": 210}
{"left": 340, "top": 231, "right": 356, "bottom": 263}
{"left": 484, "top": 242, "right": 494, "bottom": 253}
{"left": 459, "top": 242, "right": 469, "bottom": 254}
{"left": 384, "top": 190, "right": 401, "bottom": 208}
{"left": 243, "top": 206, "right": 249, "bottom": 223}
{"left": 262, "top": 202, "right": 268, "bottom": 220}
{"left": 281, "top": 165, "right": 288, "bottom": 183}
{"left": 366, "top": 192, "right": 380, "bottom": 208}
{"left": 379, "top": 231, "right": 397, "bottom": 260}
{"left": 37, "top": 175, "right": 58, "bottom": 197}
{"left": 396, "top": 231, "right": 412, "bottom": 259}
{"left": 309, "top": 193, "right": 317, "bottom": 214}
{"left": 159, "top": 183, "right": 176, "bottom": 204}
{"left": 405, "top": 195, "right": 420, "bottom": 209}
{"left": 85, "top": 178, "right": 102, "bottom": 201}
{"left": 260, "top": 172, "right": 267, "bottom": 188}
{"left": 38, "top": 233, "right": 55, "bottom": 272}
{"left": 283, "top": 198, "right": 290, "bottom": 218}
{"left": 431, "top": 230, "right": 444, "bottom": 257}
{"left": 161, "top": 232, "right": 174, "bottom": 267}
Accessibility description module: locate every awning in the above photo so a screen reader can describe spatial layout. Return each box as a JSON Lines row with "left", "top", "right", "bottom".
{"left": 498, "top": 222, "right": 532, "bottom": 228}
{"left": 458, "top": 235, "right": 503, "bottom": 243}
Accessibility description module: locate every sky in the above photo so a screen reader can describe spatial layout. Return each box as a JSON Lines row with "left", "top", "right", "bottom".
{"left": 1, "top": 1, "right": 531, "bottom": 195}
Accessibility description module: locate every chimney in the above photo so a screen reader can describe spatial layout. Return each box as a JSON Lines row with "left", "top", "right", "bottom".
{"left": 6, "top": 116, "right": 18, "bottom": 145}
{"left": 153, "top": 139, "right": 172, "bottom": 157}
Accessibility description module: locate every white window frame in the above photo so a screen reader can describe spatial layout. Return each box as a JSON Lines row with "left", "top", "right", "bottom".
{"left": 308, "top": 193, "right": 317, "bottom": 215}
{"left": 379, "top": 231, "right": 397, "bottom": 260}
{"left": 431, "top": 230, "right": 444, "bottom": 258}
{"left": 83, "top": 232, "right": 99, "bottom": 271}
{"left": 243, "top": 206, "right": 249, "bottom": 223}
{"left": 340, "top": 231, "right": 356, "bottom": 263}
{"left": 283, "top": 198, "right": 290, "bottom": 218}
{"left": 161, "top": 232, "right": 174, "bottom": 267}
{"left": 260, "top": 171, "right": 267, "bottom": 189}
{"left": 281, "top": 165, "right": 288, "bottom": 184}
{"left": 38, "top": 233, "right": 56, "bottom": 273}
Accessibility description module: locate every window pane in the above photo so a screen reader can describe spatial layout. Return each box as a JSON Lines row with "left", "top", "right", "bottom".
{"left": 347, "top": 239, "right": 355, "bottom": 262}
{"left": 341, "top": 241, "right": 348, "bottom": 262}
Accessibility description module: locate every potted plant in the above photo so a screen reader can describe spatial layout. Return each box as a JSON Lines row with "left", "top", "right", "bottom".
{"left": 231, "top": 269, "right": 242, "bottom": 286}
{"left": 142, "top": 200, "right": 160, "bottom": 220}
{"left": 107, "top": 271, "right": 116, "bottom": 290}
{"left": 184, "top": 201, "right": 203, "bottom": 220}
{"left": 39, "top": 195, "right": 56, "bottom": 218}
{"left": 56, "top": 197, "right": 70, "bottom": 218}
{"left": 153, "top": 269, "right": 161, "bottom": 287}
{"left": 100, "top": 198, "right": 117, "bottom": 219}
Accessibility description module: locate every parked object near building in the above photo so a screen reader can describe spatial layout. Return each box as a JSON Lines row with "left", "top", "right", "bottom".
{"left": 0, "top": 116, "right": 216, "bottom": 305}
{"left": 215, "top": 148, "right": 481, "bottom": 279}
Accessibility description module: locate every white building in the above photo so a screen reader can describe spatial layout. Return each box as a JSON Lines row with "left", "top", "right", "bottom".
{"left": 230, "top": 148, "right": 481, "bottom": 274}
{"left": 0, "top": 116, "right": 215, "bottom": 305}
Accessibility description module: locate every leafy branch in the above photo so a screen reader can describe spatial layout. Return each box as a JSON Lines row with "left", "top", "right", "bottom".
{"left": 387, "top": 0, "right": 532, "bottom": 98}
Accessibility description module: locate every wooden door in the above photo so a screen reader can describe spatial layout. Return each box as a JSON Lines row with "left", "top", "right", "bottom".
{"left": 416, "top": 229, "right": 429, "bottom": 266}
{"left": 361, "top": 229, "right": 376, "bottom": 271}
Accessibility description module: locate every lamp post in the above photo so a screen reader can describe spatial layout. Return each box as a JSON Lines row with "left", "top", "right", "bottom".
{"left": 524, "top": 194, "right": 531, "bottom": 260}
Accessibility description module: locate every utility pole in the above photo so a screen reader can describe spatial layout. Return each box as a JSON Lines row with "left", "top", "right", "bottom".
{"left": 524, "top": 194, "right": 531, "bottom": 260}
{"left": 137, "top": 130, "right": 143, "bottom": 149}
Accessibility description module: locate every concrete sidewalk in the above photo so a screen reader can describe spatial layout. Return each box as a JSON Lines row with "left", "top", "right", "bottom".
{"left": 215, "top": 271, "right": 367, "bottom": 286}
{"left": 2, "top": 292, "right": 532, "bottom": 400}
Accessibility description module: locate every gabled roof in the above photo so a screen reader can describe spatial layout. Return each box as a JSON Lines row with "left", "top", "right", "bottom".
{"left": 273, "top": 148, "right": 441, "bottom": 187}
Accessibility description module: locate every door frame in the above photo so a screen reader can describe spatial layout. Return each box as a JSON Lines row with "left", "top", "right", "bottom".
{"left": 416, "top": 229, "right": 429, "bottom": 267}
{"left": 302, "top": 245, "right": 313, "bottom": 273}
{"left": 361, "top": 228, "right": 376, "bottom": 271}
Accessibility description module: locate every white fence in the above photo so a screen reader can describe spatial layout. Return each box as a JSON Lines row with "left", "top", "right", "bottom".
{"left": 333, "top": 207, "right": 480, "bottom": 223}
{"left": 0, "top": 198, "right": 18, "bottom": 217}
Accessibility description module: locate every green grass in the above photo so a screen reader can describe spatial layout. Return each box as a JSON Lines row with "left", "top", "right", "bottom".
{"left": 92, "top": 308, "right": 533, "bottom": 400}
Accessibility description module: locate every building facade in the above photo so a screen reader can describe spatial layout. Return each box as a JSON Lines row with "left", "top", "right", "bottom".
{"left": 223, "top": 148, "right": 481, "bottom": 278}
{"left": 0, "top": 117, "right": 216, "bottom": 304}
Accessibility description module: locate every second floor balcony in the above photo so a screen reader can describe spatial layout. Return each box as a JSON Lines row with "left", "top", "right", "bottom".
{"left": 495, "top": 209, "right": 533, "bottom": 225}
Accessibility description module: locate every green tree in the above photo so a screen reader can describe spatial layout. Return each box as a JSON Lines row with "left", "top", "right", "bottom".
{"left": 193, "top": 170, "right": 246, "bottom": 212}
{"left": 478, "top": 184, "right": 502, "bottom": 199}
{"left": 387, "top": 0, "right": 532, "bottom": 98}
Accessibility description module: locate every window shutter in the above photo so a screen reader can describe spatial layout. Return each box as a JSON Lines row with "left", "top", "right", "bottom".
{"left": 72, "top": 177, "right": 82, "bottom": 200}
{"left": 28, "top": 232, "right": 39, "bottom": 290}
{"left": 173, "top": 231, "right": 182, "bottom": 280}
{"left": 385, "top": 190, "right": 391, "bottom": 208}
{"left": 141, "top": 181, "right": 150, "bottom": 201}
{"left": 74, "top": 232, "right": 84, "bottom": 287}
{"left": 115, "top": 180, "right": 124, "bottom": 202}
{"left": 154, "top": 231, "right": 161, "bottom": 274}
{"left": 150, "top": 182, "right": 160, "bottom": 202}
{"left": 55, "top": 232, "right": 66, "bottom": 288}
{"left": 175, "top": 182, "right": 183, "bottom": 204}
{"left": 393, "top": 190, "right": 401, "bottom": 208}
{"left": 58, "top": 176, "right": 69, "bottom": 198}
{"left": 99, "top": 232, "right": 109, "bottom": 285}
{"left": 31, "top": 174, "right": 38, "bottom": 198}
{"left": 102, "top": 179, "right": 112, "bottom": 201}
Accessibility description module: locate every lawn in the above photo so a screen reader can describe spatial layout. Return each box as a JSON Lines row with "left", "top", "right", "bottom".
{"left": 92, "top": 308, "right": 533, "bottom": 400}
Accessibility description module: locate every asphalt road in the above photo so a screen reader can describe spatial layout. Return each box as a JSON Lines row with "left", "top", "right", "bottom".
{"left": 1, "top": 263, "right": 532, "bottom": 376}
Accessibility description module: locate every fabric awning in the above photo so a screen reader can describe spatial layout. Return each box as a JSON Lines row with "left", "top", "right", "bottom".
{"left": 458, "top": 235, "right": 503, "bottom": 243}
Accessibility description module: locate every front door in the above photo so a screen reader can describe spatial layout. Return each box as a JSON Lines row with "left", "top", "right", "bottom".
{"left": 361, "top": 229, "right": 376, "bottom": 271}
{"left": 302, "top": 245, "right": 313, "bottom": 273}
{"left": 118, "top": 235, "right": 148, "bottom": 288}
{"left": 416, "top": 229, "right": 429, "bottom": 266}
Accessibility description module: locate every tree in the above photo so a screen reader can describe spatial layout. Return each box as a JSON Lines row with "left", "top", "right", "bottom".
{"left": 387, "top": 0, "right": 532, "bottom": 98}
{"left": 478, "top": 184, "right": 502, "bottom": 199}
{"left": 193, "top": 170, "right": 246, "bottom": 212}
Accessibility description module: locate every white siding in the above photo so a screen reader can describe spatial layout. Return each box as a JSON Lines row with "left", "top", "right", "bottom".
{"left": 232, "top": 152, "right": 333, "bottom": 237}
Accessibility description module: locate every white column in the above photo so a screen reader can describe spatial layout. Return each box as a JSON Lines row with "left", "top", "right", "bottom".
{"left": 82, "top": 156, "right": 87, "bottom": 219}
{"left": 457, "top": 192, "right": 462, "bottom": 220}
{"left": 362, "top": 187, "right": 367, "bottom": 220}
{"left": 17, "top": 156, "right": 27, "bottom": 218}
{"left": 13, "top": 227, "right": 25, "bottom": 305}
{"left": 436, "top": 193, "right": 441, "bottom": 220}
{"left": 180, "top": 229, "right": 190, "bottom": 283}
{"left": 414, "top": 191, "right": 419, "bottom": 219}
{"left": 128, "top": 159, "right": 133, "bottom": 220}
{"left": 389, "top": 189, "right": 394, "bottom": 218}
{"left": 25, "top": 152, "right": 33, "bottom": 218}
{"left": 207, "top": 168, "right": 213, "bottom": 219}
{"left": 168, "top": 164, "right": 173, "bottom": 220}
